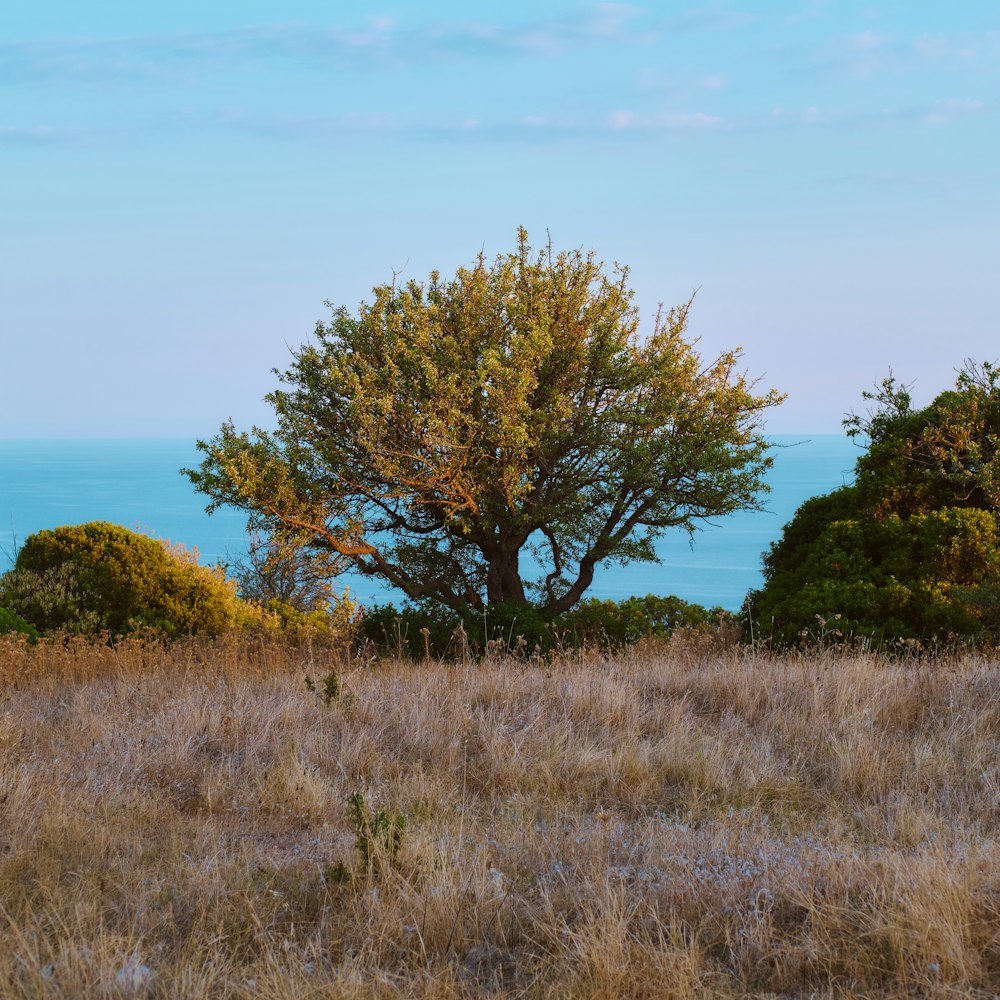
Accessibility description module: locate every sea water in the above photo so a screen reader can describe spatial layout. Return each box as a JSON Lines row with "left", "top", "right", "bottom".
{"left": 0, "top": 436, "right": 858, "bottom": 611}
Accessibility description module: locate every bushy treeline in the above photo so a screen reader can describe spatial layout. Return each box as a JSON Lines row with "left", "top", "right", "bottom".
{"left": 0, "top": 522, "right": 729, "bottom": 656}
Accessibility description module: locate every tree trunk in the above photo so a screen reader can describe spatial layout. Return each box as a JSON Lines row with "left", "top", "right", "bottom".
{"left": 485, "top": 544, "right": 529, "bottom": 606}
{"left": 546, "top": 557, "right": 596, "bottom": 615}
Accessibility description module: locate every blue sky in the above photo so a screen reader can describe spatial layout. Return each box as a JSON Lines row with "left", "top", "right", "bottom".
{"left": 3, "top": 1, "right": 997, "bottom": 436}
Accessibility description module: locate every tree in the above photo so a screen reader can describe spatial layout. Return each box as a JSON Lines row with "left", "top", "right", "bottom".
{"left": 187, "top": 231, "right": 783, "bottom": 616}
{"left": 229, "top": 531, "right": 340, "bottom": 612}
{"left": 745, "top": 361, "right": 1000, "bottom": 647}
{"left": 845, "top": 362, "right": 1000, "bottom": 517}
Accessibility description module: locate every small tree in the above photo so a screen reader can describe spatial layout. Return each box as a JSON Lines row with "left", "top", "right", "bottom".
{"left": 187, "top": 231, "right": 782, "bottom": 616}
{"left": 228, "top": 531, "right": 356, "bottom": 636}
{"left": 229, "top": 532, "right": 340, "bottom": 612}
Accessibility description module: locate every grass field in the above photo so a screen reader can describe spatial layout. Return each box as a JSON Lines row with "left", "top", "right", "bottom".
{"left": 1, "top": 632, "right": 1000, "bottom": 998}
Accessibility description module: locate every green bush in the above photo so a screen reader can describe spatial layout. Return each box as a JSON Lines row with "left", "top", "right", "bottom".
{"left": 746, "top": 507, "right": 1000, "bottom": 647}
{"left": 746, "top": 362, "right": 1000, "bottom": 649}
{"left": 355, "top": 601, "right": 548, "bottom": 658}
{"left": 466, "top": 600, "right": 554, "bottom": 655}
{"left": 0, "top": 606, "right": 39, "bottom": 643}
{"left": 0, "top": 522, "right": 256, "bottom": 640}
{"left": 356, "top": 593, "right": 730, "bottom": 659}
{"left": 356, "top": 602, "right": 467, "bottom": 658}
{"left": 346, "top": 791, "right": 406, "bottom": 874}
{"left": 558, "top": 594, "right": 732, "bottom": 648}
{"left": 355, "top": 600, "right": 556, "bottom": 659}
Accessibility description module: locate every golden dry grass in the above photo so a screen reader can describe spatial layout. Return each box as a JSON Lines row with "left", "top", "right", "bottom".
{"left": 2, "top": 632, "right": 1000, "bottom": 997}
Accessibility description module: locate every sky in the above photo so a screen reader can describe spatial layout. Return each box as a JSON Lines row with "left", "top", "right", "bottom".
{"left": 2, "top": 1, "right": 997, "bottom": 437}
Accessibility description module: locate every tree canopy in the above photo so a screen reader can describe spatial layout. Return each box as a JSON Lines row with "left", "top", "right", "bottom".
{"left": 187, "top": 230, "right": 783, "bottom": 615}
{"left": 746, "top": 361, "right": 1000, "bottom": 647}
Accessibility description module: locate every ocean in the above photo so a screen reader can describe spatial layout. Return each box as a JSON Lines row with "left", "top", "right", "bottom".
{"left": 0, "top": 436, "right": 858, "bottom": 611}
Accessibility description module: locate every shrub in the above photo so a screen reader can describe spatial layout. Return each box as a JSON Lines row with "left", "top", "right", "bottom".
{"left": 356, "top": 601, "right": 558, "bottom": 659}
{"left": 746, "top": 362, "right": 1000, "bottom": 648}
{"left": 0, "top": 606, "right": 39, "bottom": 643}
{"left": 746, "top": 507, "right": 1000, "bottom": 647}
{"left": 346, "top": 791, "right": 406, "bottom": 874}
{"left": 465, "top": 600, "right": 554, "bottom": 655}
{"left": 355, "top": 602, "right": 465, "bottom": 658}
{"left": 356, "top": 593, "right": 731, "bottom": 659}
{"left": 260, "top": 592, "right": 357, "bottom": 639}
{"left": 558, "top": 594, "right": 733, "bottom": 648}
{"left": 0, "top": 522, "right": 254, "bottom": 640}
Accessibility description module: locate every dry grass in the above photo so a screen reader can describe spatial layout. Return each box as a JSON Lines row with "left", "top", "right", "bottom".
{"left": 2, "top": 632, "right": 1000, "bottom": 997}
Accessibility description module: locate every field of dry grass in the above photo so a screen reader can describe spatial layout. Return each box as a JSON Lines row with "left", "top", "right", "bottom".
{"left": 2, "top": 632, "right": 1000, "bottom": 998}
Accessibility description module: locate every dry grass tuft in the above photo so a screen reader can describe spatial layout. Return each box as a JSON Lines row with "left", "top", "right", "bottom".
{"left": 2, "top": 632, "right": 1000, "bottom": 996}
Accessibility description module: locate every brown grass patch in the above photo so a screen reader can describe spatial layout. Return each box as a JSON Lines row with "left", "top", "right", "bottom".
{"left": 1, "top": 633, "right": 1000, "bottom": 996}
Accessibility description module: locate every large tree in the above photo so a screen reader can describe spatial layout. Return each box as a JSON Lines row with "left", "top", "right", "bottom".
{"left": 187, "top": 231, "right": 782, "bottom": 615}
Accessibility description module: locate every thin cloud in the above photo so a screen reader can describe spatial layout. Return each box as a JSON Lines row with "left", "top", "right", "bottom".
{"left": 913, "top": 32, "right": 997, "bottom": 63}
{"left": 14, "top": 97, "right": 979, "bottom": 150}
{"left": 765, "top": 98, "right": 990, "bottom": 134}
{"left": 0, "top": 6, "right": 659, "bottom": 86}
{"left": 636, "top": 67, "right": 717, "bottom": 93}
{"left": 802, "top": 28, "right": 999, "bottom": 83}
{"left": 427, "top": 109, "right": 724, "bottom": 139}
{"left": 7, "top": 85, "right": 984, "bottom": 151}
{"left": 0, "top": 124, "right": 88, "bottom": 144}
{"left": 653, "top": 111, "right": 722, "bottom": 128}
{"left": 923, "top": 97, "right": 985, "bottom": 126}
{"left": 851, "top": 31, "right": 887, "bottom": 52}
{"left": 0, "top": 3, "right": 770, "bottom": 87}
{"left": 198, "top": 106, "right": 728, "bottom": 145}
{"left": 656, "top": 7, "right": 757, "bottom": 33}
{"left": 782, "top": 0, "right": 831, "bottom": 28}
{"left": 814, "top": 170, "right": 915, "bottom": 188}
{"left": 208, "top": 108, "right": 402, "bottom": 141}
